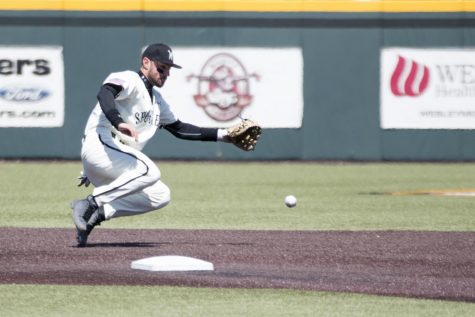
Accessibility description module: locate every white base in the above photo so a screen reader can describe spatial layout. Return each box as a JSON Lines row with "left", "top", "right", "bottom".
{"left": 131, "top": 255, "right": 214, "bottom": 272}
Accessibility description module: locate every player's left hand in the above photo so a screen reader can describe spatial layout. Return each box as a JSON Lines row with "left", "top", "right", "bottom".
{"left": 77, "top": 171, "right": 91, "bottom": 187}
{"left": 227, "top": 119, "right": 262, "bottom": 151}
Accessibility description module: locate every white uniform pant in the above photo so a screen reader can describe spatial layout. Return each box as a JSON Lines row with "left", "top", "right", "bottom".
{"left": 81, "top": 131, "right": 170, "bottom": 220}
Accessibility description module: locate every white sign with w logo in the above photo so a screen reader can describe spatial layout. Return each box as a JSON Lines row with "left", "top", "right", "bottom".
{"left": 381, "top": 47, "right": 475, "bottom": 129}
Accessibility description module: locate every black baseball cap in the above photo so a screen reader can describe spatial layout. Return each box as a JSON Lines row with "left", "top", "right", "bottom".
{"left": 142, "top": 43, "right": 182, "bottom": 69}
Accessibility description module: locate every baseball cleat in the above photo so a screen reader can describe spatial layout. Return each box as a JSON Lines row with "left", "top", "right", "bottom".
{"left": 71, "top": 198, "right": 97, "bottom": 231}
{"left": 75, "top": 208, "right": 106, "bottom": 248}
{"left": 71, "top": 199, "right": 91, "bottom": 231}
{"left": 76, "top": 228, "right": 89, "bottom": 247}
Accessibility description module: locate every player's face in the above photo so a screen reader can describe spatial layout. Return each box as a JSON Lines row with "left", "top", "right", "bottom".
{"left": 150, "top": 61, "right": 171, "bottom": 87}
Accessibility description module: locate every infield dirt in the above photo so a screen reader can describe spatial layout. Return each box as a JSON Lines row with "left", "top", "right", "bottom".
{"left": 0, "top": 228, "right": 473, "bottom": 302}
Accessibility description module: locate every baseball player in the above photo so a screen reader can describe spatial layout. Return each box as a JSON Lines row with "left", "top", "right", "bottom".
{"left": 72, "top": 43, "right": 260, "bottom": 247}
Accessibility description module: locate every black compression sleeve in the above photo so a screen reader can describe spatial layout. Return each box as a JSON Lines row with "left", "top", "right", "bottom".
{"left": 163, "top": 120, "right": 218, "bottom": 141}
{"left": 97, "top": 84, "right": 125, "bottom": 129}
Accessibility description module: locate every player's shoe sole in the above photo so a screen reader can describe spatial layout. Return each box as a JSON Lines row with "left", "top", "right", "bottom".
{"left": 76, "top": 228, "right": 89, "bottom": 247}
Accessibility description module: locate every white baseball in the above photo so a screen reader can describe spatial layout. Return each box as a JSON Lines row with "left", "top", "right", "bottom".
{"left": 284, "top": 195, "right": 297, "bottom": 208}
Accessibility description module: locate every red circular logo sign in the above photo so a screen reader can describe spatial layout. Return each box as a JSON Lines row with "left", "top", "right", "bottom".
{"left": 187, "top": 53, "right": 259, "bottom": 121}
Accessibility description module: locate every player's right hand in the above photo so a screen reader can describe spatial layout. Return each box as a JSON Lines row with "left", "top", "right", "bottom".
{"left": 118, "top": 123, "right": 139, "bottom": 141}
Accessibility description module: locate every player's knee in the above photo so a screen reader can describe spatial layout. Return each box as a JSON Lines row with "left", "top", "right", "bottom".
{"left": 145, "top": 164, "right": 161, "bottom": 184}
{"left": 150, "top": 183, "right": 171, "bottom": 210}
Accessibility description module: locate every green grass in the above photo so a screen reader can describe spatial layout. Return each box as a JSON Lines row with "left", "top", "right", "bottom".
{"left": 0, "top": 161, "right": 474, "bottom": 316}
{"left": 0, "top": 285, "right": 473, "bottom": 317}
{"left": 0, "top": 161, "right": 474, "bottom": 230}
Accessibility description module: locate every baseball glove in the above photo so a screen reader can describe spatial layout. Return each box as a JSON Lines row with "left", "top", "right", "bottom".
{"left": 227, "top": 119, "right": 262, "bottom": 151}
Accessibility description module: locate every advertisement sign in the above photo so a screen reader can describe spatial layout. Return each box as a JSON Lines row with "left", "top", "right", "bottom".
{"left": 162, "top": 47, "right": 303, "bottom": 128}
{"left": 0, "top": 46, "right": 64, "bottom": 127}
{"left": 381, "top": 48, "right": 475, "bottom": 129}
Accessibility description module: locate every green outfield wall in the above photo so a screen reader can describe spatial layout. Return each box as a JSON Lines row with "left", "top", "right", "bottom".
{"left": 1, "top": 1, "right": 475, "bottom": 160}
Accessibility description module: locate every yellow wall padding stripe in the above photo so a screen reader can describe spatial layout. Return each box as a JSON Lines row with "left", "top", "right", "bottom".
{"left": 0, "top": 0, "right": 473, "bottom": 13}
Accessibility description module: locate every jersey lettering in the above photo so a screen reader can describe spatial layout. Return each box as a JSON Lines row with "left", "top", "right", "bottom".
{"left": 135, "top": 110, "right": 160, "bottom": 126}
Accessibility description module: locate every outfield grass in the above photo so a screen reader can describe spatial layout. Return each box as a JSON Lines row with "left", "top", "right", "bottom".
{"left": 0, "top": 161, "right": 474, "bottom": 316}
{"left": 0, "top": 161, "right": 474, "bottom": 231}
